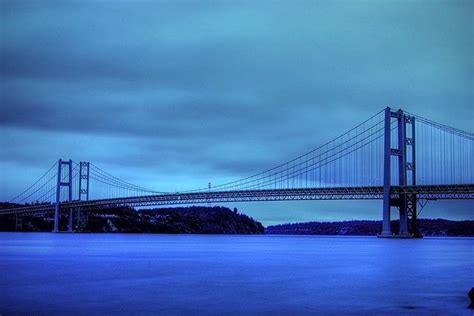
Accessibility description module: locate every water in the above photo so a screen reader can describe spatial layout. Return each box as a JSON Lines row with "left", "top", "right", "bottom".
{"left": 0, "top": 233, "right": 472, "bottom": 315}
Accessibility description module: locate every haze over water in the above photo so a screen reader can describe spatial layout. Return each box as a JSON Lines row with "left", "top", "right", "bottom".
{"left": 1, "top": 233, "right": 472, "bottom": 315}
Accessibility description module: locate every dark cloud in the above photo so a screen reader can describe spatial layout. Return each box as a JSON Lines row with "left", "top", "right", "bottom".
{"left": 1, "top": 0, "right": 473, "bottom": 223}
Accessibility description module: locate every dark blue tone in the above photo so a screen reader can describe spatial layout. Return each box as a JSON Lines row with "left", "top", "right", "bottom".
{"left": 1, "top": 233, "right": 472, "bottom": 314}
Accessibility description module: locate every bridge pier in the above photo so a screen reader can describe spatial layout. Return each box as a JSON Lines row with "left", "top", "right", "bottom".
{"left": 15, "top": 214, "right": 22, "bottom": 231}
{"left": 53, "top": 203, "right": 60, "bottom": 233}
{"left": 398, "top": 193, "right": 409, "bottom": 236}
{"left": 380, "top": 205, "right": 392, "bottom": 236}
{"left": 398, "top": 198, "right": 409, "bottom": 236}
{"left": 407, "top": 193, "right": 421, "bottom": 237}
{"left": 77, "top": 207, "right": 81, "bottom": 229}
{"left": 67, "top": 208, "right": 73, "bottom": 232}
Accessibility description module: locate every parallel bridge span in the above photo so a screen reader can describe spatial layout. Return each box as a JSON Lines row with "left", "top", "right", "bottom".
{"left": 2, "top": 184, "right": 473, "bottom": 216}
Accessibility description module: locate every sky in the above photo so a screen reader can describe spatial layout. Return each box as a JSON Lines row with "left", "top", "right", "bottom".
{"left": 1, "top": 0, "right": 473, "bottom": 225}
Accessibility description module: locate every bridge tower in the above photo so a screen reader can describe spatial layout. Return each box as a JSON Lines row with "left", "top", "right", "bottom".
{"left": 53, "top": 159, "right": 73, "bottom": 233}
{"left": 380, "top": 107, "right": 418, "bottom": 237}
{"left": 404, "top": 116, "right": 420, "bottom": 237}
{"left": 77, "top": 162, "right": 90, "bottom": 230}
{"left": 78, "top": 162, "right": 90, "bottom": 201}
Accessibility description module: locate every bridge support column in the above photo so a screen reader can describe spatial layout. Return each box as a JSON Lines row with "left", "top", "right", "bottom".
{"left": 67, "top": 208, "right": 73, "bottom": 232}
{"left": 398, "top": 109, "right": 409, "bottom": 236}
{"left": 399, "top": 200, "right": 409, "bottom": 236}
{"left": 53, "top": 160, "right": 62, "bottom": 233}
{"left": 407, "top": 193, "right": 421, "bottom": 237}
{"left": 78, "top": 209, "right": 88, "bottom": 231}
{"left": 380, "top": 107, "right": 393, "bottom": 236}
{"left": 405, "top": 116, "right": 421, "bottom": 237}
{"left": 77, "top": 207, "right": 81, "bottom": 230}
{"left": 15, "top": 214, "right": 22, "bottom": 231}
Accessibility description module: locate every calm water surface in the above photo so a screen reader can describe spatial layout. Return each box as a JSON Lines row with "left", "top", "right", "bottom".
{"left": 0, "top": 233, "right": 472, "bottom": 315}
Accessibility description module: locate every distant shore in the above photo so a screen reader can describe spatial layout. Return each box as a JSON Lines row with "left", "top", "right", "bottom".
{"left": 266, "top": 219, "right": 474, "bottom": 237}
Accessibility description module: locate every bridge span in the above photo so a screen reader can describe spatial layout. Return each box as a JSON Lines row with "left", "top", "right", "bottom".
{"left": 2, "top": 107, "right": 473, "bottom": 237}
{"left": 2, "top": 184, "right": 473, "bottom": 217}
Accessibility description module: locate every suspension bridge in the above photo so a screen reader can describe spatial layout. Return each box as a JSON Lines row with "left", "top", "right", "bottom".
{"left": 1, "top": 107, "right": 473, "bottom": 237}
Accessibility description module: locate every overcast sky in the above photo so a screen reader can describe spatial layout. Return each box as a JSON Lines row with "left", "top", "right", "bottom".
{"left": 1, "top": 0, "right": 473, "bottom": 225}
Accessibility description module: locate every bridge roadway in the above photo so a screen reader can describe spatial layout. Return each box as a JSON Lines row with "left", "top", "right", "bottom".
{"left": 1, "top": 184, "right": 473, "bottom": 216}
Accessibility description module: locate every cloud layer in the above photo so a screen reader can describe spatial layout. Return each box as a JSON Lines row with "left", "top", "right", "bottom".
{"left": 1, "top": 0, "right": 473, "bottom": 223}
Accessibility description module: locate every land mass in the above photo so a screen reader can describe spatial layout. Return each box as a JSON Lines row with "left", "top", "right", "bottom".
{"left": 0, "top": 205, "right": 265, "bottom": 234}
{"left": 266, "top": 219, "right": 474, "bottom": 237}
{"left": 1, "top": 203, "right": 472, "bottom": 236}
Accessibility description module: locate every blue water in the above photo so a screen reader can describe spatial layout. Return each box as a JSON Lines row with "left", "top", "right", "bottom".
{"left": 0, "top": 233, "right": 472, "bottom": 315}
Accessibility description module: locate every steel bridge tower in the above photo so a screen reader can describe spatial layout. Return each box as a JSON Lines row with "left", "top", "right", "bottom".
{"left": 76, "top": 162, "right": 90, "bottom": 230}
{"left": 78, "top": 162, "right": 90, "bottom": 201}
{"left": 52, "top": 160, "right": 90, "bottom": 232}
{"left": 380, "top": 107, "right": 420, "bottom": 238}
{"left": 53, "top": 159, "right": 73, "bottom": 232}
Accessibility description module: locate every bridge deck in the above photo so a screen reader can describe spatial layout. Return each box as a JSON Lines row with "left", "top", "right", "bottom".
{"left": 1, "top": 184, "right": 473, "bottom": 216}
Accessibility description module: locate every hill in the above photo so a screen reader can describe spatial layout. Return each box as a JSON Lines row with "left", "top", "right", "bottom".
{"left": 0, "top": 206, "right": 264, "bottom": 234}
